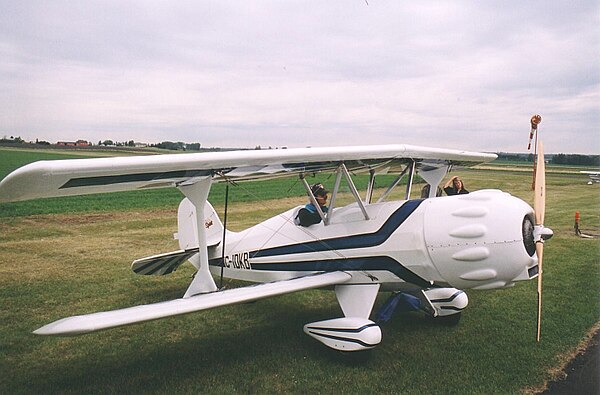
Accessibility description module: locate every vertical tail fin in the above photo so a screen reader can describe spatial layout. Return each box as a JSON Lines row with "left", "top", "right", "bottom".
{"left": 177, "top": 198, "right": 224, "bottom": 251}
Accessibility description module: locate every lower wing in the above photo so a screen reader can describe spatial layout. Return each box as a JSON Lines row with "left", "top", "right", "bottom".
{"left": 34, "top": 271, "right": 352, "bottom": 336}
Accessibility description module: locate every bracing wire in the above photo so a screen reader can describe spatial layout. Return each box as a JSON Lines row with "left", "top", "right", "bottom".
{"left": 219, "top": 183, "right": 229, "bottom": 289}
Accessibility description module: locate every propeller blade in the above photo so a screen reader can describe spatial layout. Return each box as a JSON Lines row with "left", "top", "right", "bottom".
{"left": 534, "top": 141, "right": 545, "bottom": 226}
{"left": 536, "top": 242, "right": 544, "bottom": 342}
{"left": 533, "top": 138, "right": 546, "bottom": 342}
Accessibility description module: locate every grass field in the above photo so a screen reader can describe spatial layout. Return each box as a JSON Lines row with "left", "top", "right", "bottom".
{"left": 0, "top": 148, "right": 599, "bottom": 394}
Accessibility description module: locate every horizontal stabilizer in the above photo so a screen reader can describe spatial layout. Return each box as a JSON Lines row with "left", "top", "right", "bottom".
{"left": 131, "top": 249, "right": 199, "bottom": 275}
{"left": 33, "top": 271, "right": 352, "bottom": 336}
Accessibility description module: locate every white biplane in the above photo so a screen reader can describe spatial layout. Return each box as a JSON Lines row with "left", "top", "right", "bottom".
{"left": 0, "top": 142, "right": 553, "bottom": 351}
{"left": 580, "top": 171, "right": 600, "bottom": 184}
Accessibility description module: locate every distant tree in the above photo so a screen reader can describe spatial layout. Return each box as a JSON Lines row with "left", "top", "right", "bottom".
{"left": 551, "top": 153, "right": 600, "bottom": 166}
{"left": 156, "top": 141, "right": 185, "bottom": 150}
{"left": 102, "top": 140, "right": 114, "bottom": 146}
{"left": 186, "top": 143, "right": 201, "bottom": 151}
{"left": 551, "top": 153, "right": 566, "bottom": 165}
{"left": 127, "top": 140, "right": 135, "bottom": 147}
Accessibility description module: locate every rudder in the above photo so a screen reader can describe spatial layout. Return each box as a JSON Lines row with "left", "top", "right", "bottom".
{"left": 177, "top": 198, "right": 223, "bottom": 251}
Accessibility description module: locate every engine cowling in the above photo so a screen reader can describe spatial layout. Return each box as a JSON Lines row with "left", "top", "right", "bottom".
{"left": 423, "top": 190, "right": 538, "bottom": 290}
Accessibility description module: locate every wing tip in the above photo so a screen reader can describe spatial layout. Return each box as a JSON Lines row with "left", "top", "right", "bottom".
{"left": 0, "top": 161, "right": 53, "bottom": 202}
{"left": 33, "top": 317, "right": 91, "bottom": 336}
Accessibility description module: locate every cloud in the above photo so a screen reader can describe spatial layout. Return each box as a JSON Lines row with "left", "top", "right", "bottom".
{"left": 0, "top": 1, "right": 598, "bottom": 153}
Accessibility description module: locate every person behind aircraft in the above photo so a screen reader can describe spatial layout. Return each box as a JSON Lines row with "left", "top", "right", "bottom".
{"left": 443, "top": 176, "right": 469, "bottom": 196}
{"left": 420, "top": 184, "right": 443, "bottom": 198}
{"left": 296, "top": 183, "right": 329, "bottom": 227}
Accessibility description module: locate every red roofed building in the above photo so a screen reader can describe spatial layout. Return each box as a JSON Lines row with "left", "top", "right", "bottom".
{"left": 56, "top": 140, "right": 90, "bottom": 147}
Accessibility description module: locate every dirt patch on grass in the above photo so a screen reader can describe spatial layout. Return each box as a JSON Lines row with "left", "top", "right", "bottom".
{"left": 523, "top": 322, "right": 600, "bottom": 394}
{"left": 542, "top": 326, "right": 599, "bottom": 395}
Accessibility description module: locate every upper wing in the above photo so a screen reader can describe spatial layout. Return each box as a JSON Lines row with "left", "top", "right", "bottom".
{"left": 33, "top": 271, "right": 352, "bottom": 336}
{"left": 0, "top": 144, "right": 496, "bottom": 202}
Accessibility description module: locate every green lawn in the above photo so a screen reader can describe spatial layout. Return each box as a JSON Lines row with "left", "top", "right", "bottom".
{"left": 0, "top": 147, "right": 598, "bottom": 394}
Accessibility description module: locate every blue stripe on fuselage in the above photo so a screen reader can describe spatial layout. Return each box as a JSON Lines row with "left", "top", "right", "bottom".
{"left": 208, "top": 256, "right": 431, "bottom": 288}
{"left": 250, "top": 256, "right": 432, "bottom": 288}
{"left": 250, "top": 199, "right": 424, "bottom": 258}
{"left": 208, "top": 199, "right": 432, "bottom": 287}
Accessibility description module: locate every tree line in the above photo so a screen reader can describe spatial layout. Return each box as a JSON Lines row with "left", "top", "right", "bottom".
{"left": 496, "top": 152, "right": 599, "bottom": 166}
{"left": 1, "top": 136, "right": 597, "bottom": 163}
{"left": 98, "top": 141, "right": 201, "bottom": 150}
{"left": 551, "top": 153, "right": 599, "bottom": 166}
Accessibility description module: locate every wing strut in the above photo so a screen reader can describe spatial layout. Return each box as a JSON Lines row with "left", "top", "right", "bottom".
{"left": 376, "top": 165, "right": 410, "bottom": 203}
{"left": 300, "top": 174, "right": 328, "bottom": 223}
{"left": 219, "top": 183, "right": 230, "bottom": 289}
{"left": 418, "top": 166, "right": 450, "bottom": 198}
{"left": 366, "top": 169, "right": 376, "bottom": 204}
{"left": 325, "top": 167, "right": 344, "bottom": 224}
{"left": 404, "top": 160, "right": 416, "bottom": 199}
{"left": 340, "top": 163, "right": 370, "bottom": 220}
{"left": 177, "top": 177, "right": 218, "bottom": 297}
{"left": 300, "top": 162, "right": 370, "bottom": 225}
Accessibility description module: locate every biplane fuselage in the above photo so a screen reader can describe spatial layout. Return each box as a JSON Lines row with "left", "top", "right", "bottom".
{"left": 188, "top": 191, "right": 538, "bottom": 292}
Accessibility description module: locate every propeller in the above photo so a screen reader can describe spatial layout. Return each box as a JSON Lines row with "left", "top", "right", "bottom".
{"left": 533, "top": 140, "right": 553, "bottom": 342}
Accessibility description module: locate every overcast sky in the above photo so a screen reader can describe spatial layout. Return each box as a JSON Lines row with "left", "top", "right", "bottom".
{"left": 1, "top": 1, "right": 598, "bottom": 153}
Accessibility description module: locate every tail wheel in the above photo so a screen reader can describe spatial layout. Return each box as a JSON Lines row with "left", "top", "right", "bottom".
{"left": 428, "top": 312, "right": 462, "bottom": 326}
